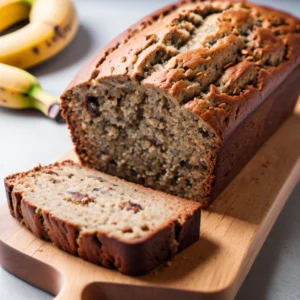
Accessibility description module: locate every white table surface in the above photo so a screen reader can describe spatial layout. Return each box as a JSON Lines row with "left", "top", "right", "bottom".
{"left": 0, "top": 0, "right": 299, "bottom": 299}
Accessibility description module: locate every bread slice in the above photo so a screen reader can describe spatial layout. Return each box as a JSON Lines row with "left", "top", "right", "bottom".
{"left": 61, "top": 0, "right": 300, "bottom": 207}
{"left": 4, "top": 160, "right": 201, "bottom": 276}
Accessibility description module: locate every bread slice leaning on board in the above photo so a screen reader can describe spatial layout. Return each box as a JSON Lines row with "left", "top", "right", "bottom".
{"left": 61, "top": 0, "right": 300, "bottom": 207}
{"left": 4, "top": 160, "right": 201, "bottom": 276}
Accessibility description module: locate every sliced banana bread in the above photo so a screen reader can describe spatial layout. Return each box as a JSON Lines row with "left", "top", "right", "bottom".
{"left": 4, "top": 160, "right": 201, "bottom": 276}
{"left": 61, "top": 0, "right": 300, "bottom": 206}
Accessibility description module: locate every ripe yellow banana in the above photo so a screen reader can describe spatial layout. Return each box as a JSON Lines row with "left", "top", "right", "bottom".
{"left": 0, "top": 63, "right": 64, "bottom": 122}
{"left": 0, "top": 0, "right": 31, "bottom": 32}
{"left": 0, "top": 0, "right": 78, "bottom": 69}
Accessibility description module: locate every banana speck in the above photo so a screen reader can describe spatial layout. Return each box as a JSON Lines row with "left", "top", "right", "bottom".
{"left": 54, "top": 25, "right": 63, "bottom": 38}
{"left": 32, "top": 47, "right": 39, "bottom": 55}
{"left": 64, "top": 24, "right": 71, "bottom": 33}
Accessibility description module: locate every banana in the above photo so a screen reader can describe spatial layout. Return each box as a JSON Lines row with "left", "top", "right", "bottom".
{"left": 0, "top": 0, "right": 78, "bottom": 69}
{"left": 0, "top": 0, "right": 31, "bottom": 32}
{"left": 0, "top": 63, "right": 64, "bottom": 122}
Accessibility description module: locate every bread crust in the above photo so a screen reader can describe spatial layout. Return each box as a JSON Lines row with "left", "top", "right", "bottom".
{"left": 61, "top": 1, "right": 300, "bottom": 206}
{"left": 4, "top": 161, "right": 201, "bottom": 276}
{"left": 212, "top": 65, "right": 300, "bottom": 200}
{"left": 63, "top": 2, "right": 179, "bottom": 91}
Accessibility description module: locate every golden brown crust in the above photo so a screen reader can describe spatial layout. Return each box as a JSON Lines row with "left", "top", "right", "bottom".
{"left": 62, "top": 0, "right": 300, "bottom": 138}
{"left": 211, "top": 65, "right": 300, "bottom": 204}
{"left": 4, "top": 179, "right": 14, "bottom": 217}
{"left": 63, "top": 3, "right": 180, "bottom": 91}
{"left": 61, "top": 1, "right": 300, "bottom": 206}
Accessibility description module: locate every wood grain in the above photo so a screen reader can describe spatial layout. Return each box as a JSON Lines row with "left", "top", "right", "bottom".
{"left": 0, "top": 103, "right": 299, "bottom": 300}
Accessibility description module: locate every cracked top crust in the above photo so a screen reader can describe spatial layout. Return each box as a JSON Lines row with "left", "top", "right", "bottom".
{"left": 63, "top": 0, "right": 300, "bottom": 139}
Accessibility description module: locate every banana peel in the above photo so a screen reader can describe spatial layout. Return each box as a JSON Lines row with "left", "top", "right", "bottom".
{"left": 0, "top": 0, "right": 78, "bottom": 122}
{"left": 0, "top": 63, "right": 65, "bottom": 123}
{"left": 0, "top": 0, "right": 78, "bottom": 69}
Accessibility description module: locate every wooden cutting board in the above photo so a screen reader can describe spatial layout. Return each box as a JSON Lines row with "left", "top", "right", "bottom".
{"left": 1, "top": 101, "right": 300, "bottom": 300}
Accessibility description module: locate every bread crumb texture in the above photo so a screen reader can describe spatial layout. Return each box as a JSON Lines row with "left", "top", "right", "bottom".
{"left": 61, "top": 0, "right": 300, "bottom": 204}
{"left": 5, "top": 161, "right": 201, "bottom": 275}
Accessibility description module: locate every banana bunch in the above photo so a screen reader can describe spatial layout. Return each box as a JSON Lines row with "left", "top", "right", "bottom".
{"left": 0, "top": 63, "right": 64, "bottom": 122}
{"left": 0, "top": 0, "right": 78, "bottom": 122}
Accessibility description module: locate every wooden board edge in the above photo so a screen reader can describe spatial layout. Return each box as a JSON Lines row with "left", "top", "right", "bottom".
{"left": 1, "top": 152, "right": 299, "bottom": 300}
{"left": 0, "top": 239, "right": 63, "bottom": 297}
{"left": 0, "top": 98, "right": 298, "bottom": 299}
{"left": 227, "top": 158, "right": 300, "bottom": 299}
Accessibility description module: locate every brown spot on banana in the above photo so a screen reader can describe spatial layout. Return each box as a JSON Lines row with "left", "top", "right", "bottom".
{"left": 1, "top": 99, "right": 7, "bottom": 103}
{"left": 52, "top": 23, "right": 71, "bottom": 42}
{"left": 64, "top": 24, "right": 71, "bottom": 34}
{"left": 32, "top": 47, "right": 39, "bottom": 55}
{"left": 54, "top": 25, "right": 63, "bottom": 38}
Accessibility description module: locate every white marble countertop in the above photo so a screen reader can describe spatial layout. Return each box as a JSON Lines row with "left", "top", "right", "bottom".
{"left": 0, "top": 0, "right": 299, "bottom": 299}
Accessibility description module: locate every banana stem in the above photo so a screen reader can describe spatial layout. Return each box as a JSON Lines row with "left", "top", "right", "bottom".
{"left": 30, "top": 85, "right": 57, "bottom": 113}
{"left": 21, "top": 0, "right": 35, "bottom": 6}
{"left": 30, "top": 85, "right": 65, "bottom": 123}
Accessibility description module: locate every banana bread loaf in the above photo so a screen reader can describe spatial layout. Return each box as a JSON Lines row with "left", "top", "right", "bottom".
{"left": 61, "top": 0, "right": 300, "bottom": 206}
{"left": 4, "top": 160, "right": 201, "bottom": 276}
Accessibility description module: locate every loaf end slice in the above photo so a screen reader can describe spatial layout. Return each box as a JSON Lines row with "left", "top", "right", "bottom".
{"left": 4, "top": 160, "right": 201, "bottom": 276}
